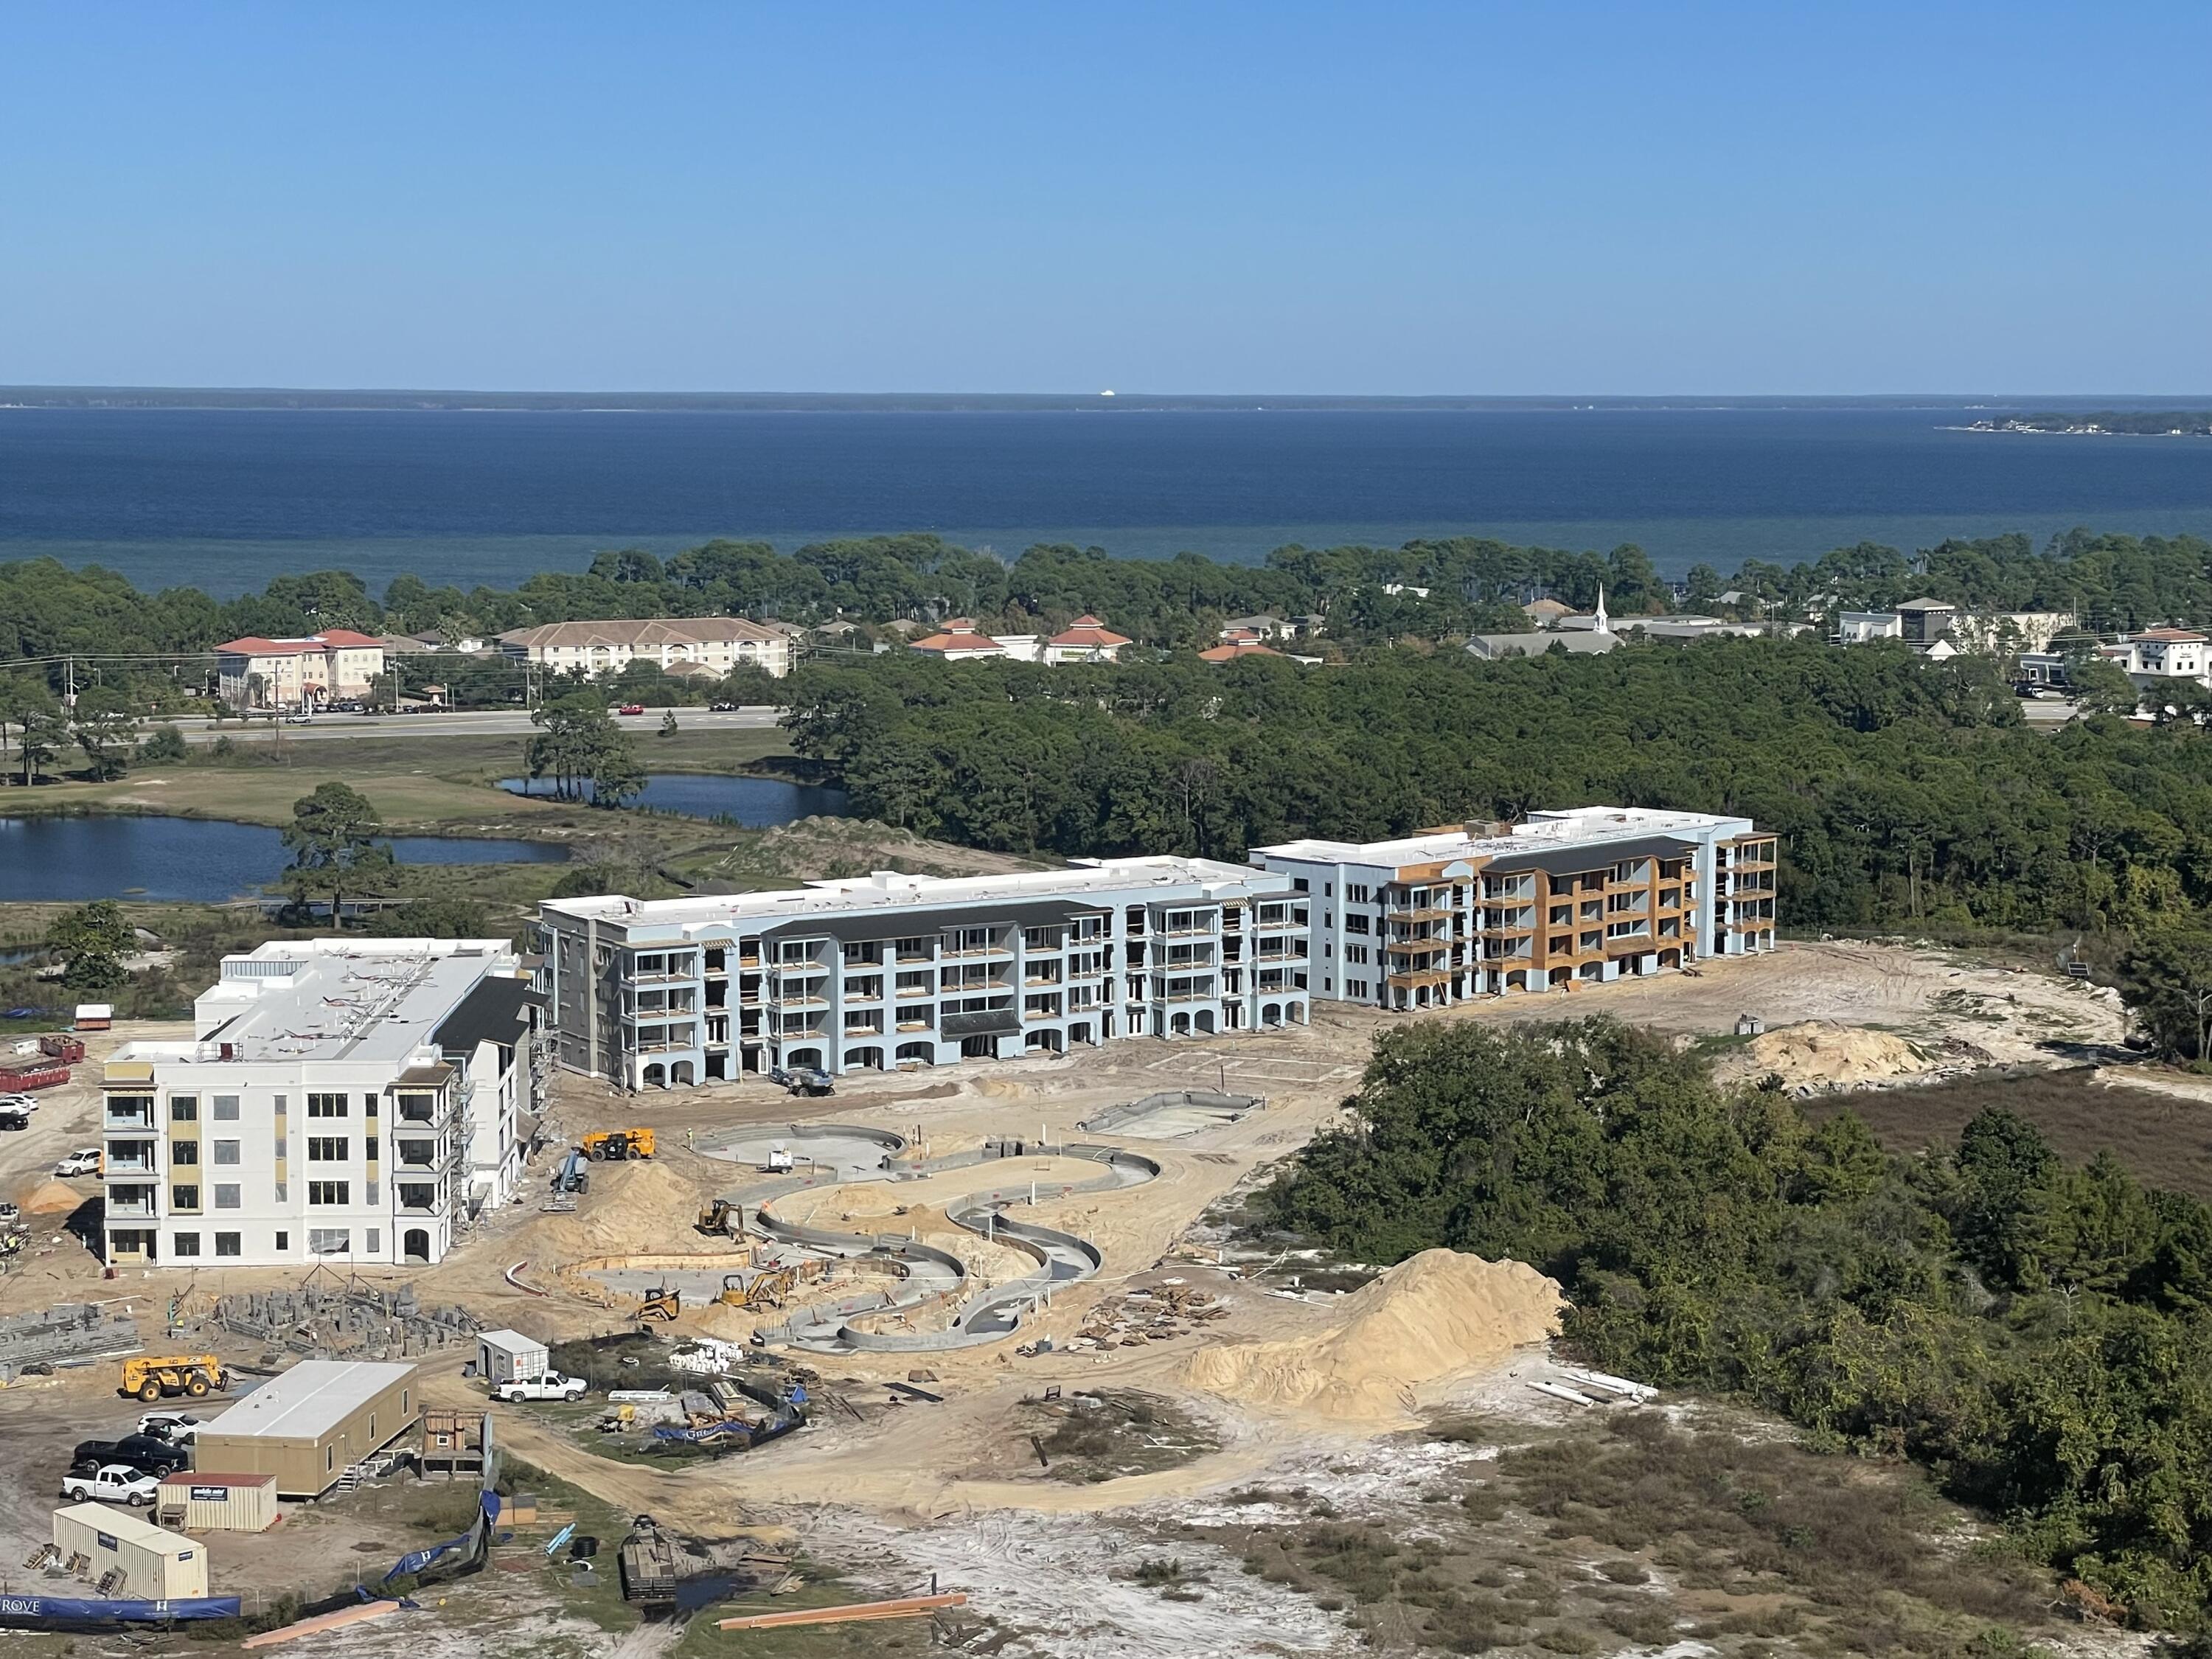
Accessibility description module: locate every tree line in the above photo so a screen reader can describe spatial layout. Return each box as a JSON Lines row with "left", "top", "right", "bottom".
{"left": 1262, "top": 1018, "right": 2212, "bottom": 1627}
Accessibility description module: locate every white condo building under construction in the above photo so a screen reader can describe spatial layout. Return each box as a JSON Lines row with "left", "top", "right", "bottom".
{"left": 533, "top": 858, "right": 1312, "bottom": 1088}
{"left": 100, "top": 939, "right": 541, "bottom": 1269}
{"left": 1253, "top": 807, "right": 1776, "bottom": 1012}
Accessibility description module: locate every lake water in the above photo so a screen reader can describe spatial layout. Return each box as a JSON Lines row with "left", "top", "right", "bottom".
{"left": 5, "top": 406, "right": 2212, "bottom": 596}
{"left": 499, "top": 772, "right": 847, "bottom": 824}
{"left": 0, "top": 815, "right": 566, "bottom": 902}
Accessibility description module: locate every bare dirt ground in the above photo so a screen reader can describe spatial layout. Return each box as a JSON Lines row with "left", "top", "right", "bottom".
{"left": 0, "top": 943, "right": 2143, "bottom": 1656}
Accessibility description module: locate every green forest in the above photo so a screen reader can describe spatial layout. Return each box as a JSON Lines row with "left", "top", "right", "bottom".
{"left": 7, "top": 524, "right": 2212, "bottom": 685}
{"left": 1265, "top": 1018, "right": 2212, "bottom": 1626}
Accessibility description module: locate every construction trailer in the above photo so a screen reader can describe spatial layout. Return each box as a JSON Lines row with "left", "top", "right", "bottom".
{"left": 52, "top": 1503, "right": 209, "bottom": 1598}
{"left": 476, "top": 1329, "right": 549, "bottom": 1385}
{"left": 190, "top": 1360, "right": 419, "bottom": 1498}
{"left": 157, "top": 1471, "right": 278, "bottom": 1532}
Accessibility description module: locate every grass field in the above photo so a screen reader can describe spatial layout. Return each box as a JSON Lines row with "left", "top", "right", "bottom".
{"left": 1805, "top": 1065, "right": 2212, "bottom": 1200}
{"left": 0, "top": 727, "right": 796, "bottom": 831}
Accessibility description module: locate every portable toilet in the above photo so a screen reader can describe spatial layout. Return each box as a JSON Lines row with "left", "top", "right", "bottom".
{"left": 477, "top": 1329, "right": 549, "bottom": 1385}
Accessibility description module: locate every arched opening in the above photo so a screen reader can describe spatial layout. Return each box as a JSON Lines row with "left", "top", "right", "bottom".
{"left": 1506, "top": 969, "right": 1528, "bottom": 992}
{"left": 1025, "top": 1029, "right": 1063, "bottom": 1054}
{"left": 641, "top": 1062, "right": 667, "bottom": 1088}
{"left": 1658, "top": 948, "right": 1680, "bottom": 970}
{"left": 843, "top": 1046, "right": 884, "bottom": 1070}
{"left": 1579, "top": 961, "right": 1602, "bottom": 983}
{"left": 403, "top": 1228, "right": 431, "bottom": 1265}
{"left": 1194, "top": 1008, "right": 1215, "bottom": 1034}
{"left": 1262, "top": 1002, "right": 1282, "bottom": 1027}
{"left": 1169, "top": 1012, "right": 1191, "bottom": 1037}
{"left": 896, "top": 1041, "right": 935, "bottom": 1066}
{"left": 785, "top": 1046, "right": 824, "bottom": 1071}
{"left": 959, "top": 1034, "right": 998, "bottom": 1060}
{"left": 671, "top": 1060, "right": 695, "bottom": 1085}
{"left": 1068, "top": 1022, "right": 1093, "bottom": 1046}
{"left": 1287, "top": 1001, "right": 1304, "bottom": 1024}
{"left": 1548, "top": 966, "right": 1572, "bottom": 988}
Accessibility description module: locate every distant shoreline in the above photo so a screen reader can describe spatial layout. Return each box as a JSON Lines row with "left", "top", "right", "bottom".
{"left": 5, "top": 387, "right": 2211, "bottom": 415}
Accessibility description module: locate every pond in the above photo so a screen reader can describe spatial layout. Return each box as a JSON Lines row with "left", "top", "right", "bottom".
{"left": 0, "top": 815, "right": 567, "bottom": 903}
{"left": 498, "top": 772, "right": 847, "bottom": 825}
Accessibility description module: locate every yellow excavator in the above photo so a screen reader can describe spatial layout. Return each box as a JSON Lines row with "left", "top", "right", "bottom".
{"left": 638, "top": 1284, "right": 681, "bottom": 1322}
{"left": 695, "top": 1199, "right": 744, "bottom": 1238}
{"left": 717, "top": 1267, "right": 796, "bottom": 1310}
{"left": 117, "top": 1354, "right": 229, "bottom": 1402}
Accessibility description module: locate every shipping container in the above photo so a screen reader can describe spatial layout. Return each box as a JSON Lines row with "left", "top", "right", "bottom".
{"left": 476, "top": 1329, "right": 548, "bottom": 1385}
{"left": 0, "top": 1061, "right": 71, "bottom": 1091}
{"left": 52, "top": 1503, "right": 209, "bottom": 1598}
{"left": 157, "top": 1470, "right": 278, "bottom": 1533}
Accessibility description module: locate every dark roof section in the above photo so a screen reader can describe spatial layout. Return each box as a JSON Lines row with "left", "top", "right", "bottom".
{"left": 755, "top": 897, "right": 1116, "bottom": 947}
{"left": 434, "top": 976, "right": 541, "bottom": 1055}
{"left": 1486, "top": 834, "right": 1700, "bottom": 879}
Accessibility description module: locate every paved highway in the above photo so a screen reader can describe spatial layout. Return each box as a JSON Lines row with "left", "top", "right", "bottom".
{"left": 173, "top": 705, "right": 783, "bottom": 743}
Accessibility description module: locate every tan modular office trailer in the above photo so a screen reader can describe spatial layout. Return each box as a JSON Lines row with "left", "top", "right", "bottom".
{"left": 192, "top": 1360, "right": 419, "bottom": 1498}
{"left": 158, "top": 1470, "right": 279, "bottom": 1532}
{"left": 52, "top": 1503, "right": 209, "bottom": 1598}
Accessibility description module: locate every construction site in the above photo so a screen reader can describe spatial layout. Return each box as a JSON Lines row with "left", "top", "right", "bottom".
{"left": 0, "top": 936, "right": 2146, "bottom": 1656}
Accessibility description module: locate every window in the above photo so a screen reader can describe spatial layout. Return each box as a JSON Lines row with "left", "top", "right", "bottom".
{"left": 366, "top": 1228, "right": 381, "bottom": 1253}
{"left": 1292, "top": 877, "right": 1309, "bottom": 892}
{"left": 173, "top": 1232, "right": 201, "bottom": 1257}
{"left": 308, "top": 1180, "right": 350, "bottom": 1206}
{"left": 273, "top": 1134, "right": 288, "bottom": 1161}
{"left": 364, "top": 1093, "right": 378, "bottom": 1118}
{"left": 214, "top": 1183, "right": 241, "bottom": 1208}
{"left": 1349, "top": 883, "right": 1371, "bottom": 905}
{"left": 308, "top": 1137, "right": 347, "bottom": 1162}
{"left": 1324, "top": 882, "right": 1333, "bottom": 897}
{"left": 212, "top": 1096, "right": 240, "bottom": 1121}
{"left": 364, "top": 1137, "right": 378, "bottom": 1162}
{"left": 274, "top": 1231, "right": 288, "bottom": 1252}
{"left": 172, "top": 1183, "right": 200, "bottom": 1211}
{"left": 310, "top": 1228, "right": 349, "bottom": 1256}
{"left": 215, "top": 1232, "right": 241, "bottom": 1257}
{"left": 307, "top": 1093, "right": 347, "bottom": 1119}
{"left": 169, "top": 1096, "right": 198, "bottom": 1122}
{"left": 170, "top": 1140, "right": 199, "bottom": 1165}
{"left": 212, "top": 1139, "right": 240, "bottom": 1165}
{"left": 274, "top": 1180, "right": 288, "bottom": 1203}
{"left": 1346, "top": 915, "right": 1370, "bottom": 936}
{"left": 272, "top": 1095, "right": 287, "bottom": 1116}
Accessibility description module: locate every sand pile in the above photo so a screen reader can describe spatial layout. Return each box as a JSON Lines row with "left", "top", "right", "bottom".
{"left": 1711, "top": 1020, "right": 1928, "bottom": 1093}
{"left": 537, "top": 1160, "right": 718, "bottom": 1256}
{"left": 1182, "top": 1249, "right": 1563, "bottom": 1422}
{"left": 21, "top": 1179, "right": 86, "bottom": 1215}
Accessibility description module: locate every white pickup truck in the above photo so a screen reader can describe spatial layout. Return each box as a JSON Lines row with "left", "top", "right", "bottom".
{"left": 491, "top": 1371, "right": 588, "bottom": 1403}
{"left": 61, "top": 1464, "right": 160, "bottom": 1506}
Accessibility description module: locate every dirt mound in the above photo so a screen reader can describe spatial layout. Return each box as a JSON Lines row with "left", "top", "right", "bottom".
{"left": 536, "top": 1159, "right": 719, "bottom": 1257}
{"left": 1712, "top": 1020, "right": 1928, "bottom": 1093}
{"left": 1182, "top": 1249, "right": 1563, "bottom": 1422}
{"left": 21, "top": 1179, "right": 86, "bottom": 1215}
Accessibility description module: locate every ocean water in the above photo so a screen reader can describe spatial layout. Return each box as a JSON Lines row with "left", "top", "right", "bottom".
{"left": 3, "top": 406, "right": 2211, "bottom": 596}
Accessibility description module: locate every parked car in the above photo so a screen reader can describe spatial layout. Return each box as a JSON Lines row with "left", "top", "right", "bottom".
{"left": 709, "top": 700, "right": 738, "bottom": 712}
{"left": 615, "top": 703, "right": 647, "bottom": 717}
{"left": 60, "top": 1464, "right": 159, "bottom": 1506}
{"left": 0, "top": 1106, "right": 29, "bottom": 1132}
{"left": 53, "top": 1148, "right": 102, "bottom": 1178}
{"left": 0, "top": 1091, "right": 39, "bottom": 1111}
{"left": 137, "top": 1411, "right": 202, "bottom": 1444}
{"left": 71, "top": 1434, "right": 189, "bottom": 1478}
{"left": 490, "top": 1371, "right": 588, "bottom": 1403}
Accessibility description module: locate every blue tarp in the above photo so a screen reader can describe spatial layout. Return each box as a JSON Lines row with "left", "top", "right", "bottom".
{"left": 383, "top": 1489, "right": 500, "bottom": 1585}
{"left": 0, "top": 1593, "right": 243, "bottom": 1626}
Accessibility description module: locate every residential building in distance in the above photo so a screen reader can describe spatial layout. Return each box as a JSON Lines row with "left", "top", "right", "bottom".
{"left": 495, "top": 616, "right": 792, "bottom": 678}
{"left": 215, "top": 630, "right": 386, "bottom": 712}
{"left": 2104, "top": 627, "right": 2211, "bottom": 694}
{"left": 1832, "top": 611, "right": 1905, "bottom": 644}
{"left": 1041, "top": 615, "right": 1133, "bottom": 664}
{"left": 100, "top": 939, "right": 540, "bottom": 1269}
{"left": 908, "top": 619, "right": 1014, "bottom": 661}
{"left": 1218, "top": 612, "right": 1287, "bottom": 641}
{"left": 1253, "top": 807, "right": 1775, "bottom": 1013}
{"left": 1199, "top": 639, "right": 1287, "bottom": 663}
{"left": 533, "top": 858, "right": 1311, "bottom": 1087}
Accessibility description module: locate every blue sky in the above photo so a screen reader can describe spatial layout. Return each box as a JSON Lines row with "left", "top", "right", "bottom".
{"left": 1, "top": 2, "right": 2205, "bottom": 394}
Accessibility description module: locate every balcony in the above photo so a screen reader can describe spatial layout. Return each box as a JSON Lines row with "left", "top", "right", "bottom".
{"left": 625, "top": 964, "right": 700, "bottom": 986}
{"left": 108, "top": 1188, "right": 157, "bottom": 1219}
{"left": 102, "top": 1099, "right": 155, "bottom": 1132}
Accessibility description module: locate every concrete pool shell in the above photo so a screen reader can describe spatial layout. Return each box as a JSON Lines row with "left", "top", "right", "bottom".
{"left": 1077, "top": 1088, "right": 1262, "bottom": 1140}
{"left": 684, "top": 1121, "right": 1169, "bottom": 1355}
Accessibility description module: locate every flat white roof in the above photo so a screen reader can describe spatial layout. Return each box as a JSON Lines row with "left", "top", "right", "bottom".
{"left": 477, "top": 1329, "right": 545, "bottom": 1354}
{"left": 54, "top": 1503, "right": 200, "bottom": 1556}
{"left": 201, "top": 1360, "right": 415, "bottom": 1441}
{"left": 1255, "top": 806, "right": 1747, "bottom": 866}
{"left": 112, "top": 939, "right": 515, "bottom": 1070}
{"left": 542, "top": 855, "right": 1285, "bottom": 931}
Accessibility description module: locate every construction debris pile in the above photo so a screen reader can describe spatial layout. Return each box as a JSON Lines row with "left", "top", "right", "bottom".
{"left": 190, "top": 1284, "right": 479, "bottom": 1360}
{"left": 1069, "top": 1283, "right": 1225, "bottom": 1351}
{"left": 0, "top": 1301, "right": 142, "bottom": 1373}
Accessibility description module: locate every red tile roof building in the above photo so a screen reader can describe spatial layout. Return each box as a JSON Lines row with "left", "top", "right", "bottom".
{"left": 214, "top": 632, "right": 388, "bottom": 711}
